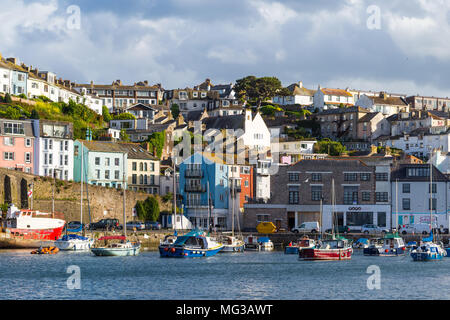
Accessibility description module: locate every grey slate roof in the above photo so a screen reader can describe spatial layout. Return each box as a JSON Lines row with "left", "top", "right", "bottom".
{"left": 391, "top": 163, "right": 448, "bottom": 182}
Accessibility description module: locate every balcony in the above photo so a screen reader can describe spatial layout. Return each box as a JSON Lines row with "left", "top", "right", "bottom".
{"left": 185, "top": 170, "right": 203, "bottom": 178}
{"left": 185, "top": 184, "right": 206, "bottom": 193}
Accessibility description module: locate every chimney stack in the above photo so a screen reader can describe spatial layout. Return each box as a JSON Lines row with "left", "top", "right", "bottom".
{"left": 6, "top": 57, "right": 17, "bottom": 65}
{"left": 299, "top": 81, "right": 303, "bottom": 88}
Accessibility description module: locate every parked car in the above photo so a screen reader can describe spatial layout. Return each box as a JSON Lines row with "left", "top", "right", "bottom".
{"left": 360, "top": 224, "right": 389, "bottom": 235}
{"left": 126, "top": 221, "right": 145, "bottom": 231}
{"left": 145, "top": 221, "right": 162, "bottom": 230}
{"left": 291, "top": 221, "right": 320, "bottom": 233}
{"left": 66, "top": 221, "right": 86, "bottom": 230}
{"left": 325, "top": 225, "right": 351, "bottom": 234}
{"left": 88, "top": 218, "right": 120, "bottom": 230}
{"left": 400, "top": 223, "right": 432, "bottom": 235}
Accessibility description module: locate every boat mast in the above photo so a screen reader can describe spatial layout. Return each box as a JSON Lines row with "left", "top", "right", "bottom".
{"left": 231, "top": 177, "right": 235, "bottom": 238}
{"left": 430, "top": 149, "right": 433, "bottom": 238}
{"left": 207, "top": 180, "right": 211, "bottom": 233}
{"left": 395, "top": 178, "right": 398, "bottom": 233}
{"left": 320, "top": 195, "right": 323, "bottom": 239}
{"left": 123, "top": 152, "right": 127, "bottom": 239}
{"left": 80, "top": 142, "right": 83, "bottom": 229}
{"left": 332, "top": 178, "right": 336, "bottom": 239}
{"left": 173, "top": 158, "right": 177, "bottom": 232}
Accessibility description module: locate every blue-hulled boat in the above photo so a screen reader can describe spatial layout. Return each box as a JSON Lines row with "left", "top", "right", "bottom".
{"left": 411, "top": 235, "right": 446, "bottom": 261}
{"left": 159, "top": 230, "right": 224, "bottom": 258}
{"left": 285, "top": 236, "right": 315, "bottom": 254}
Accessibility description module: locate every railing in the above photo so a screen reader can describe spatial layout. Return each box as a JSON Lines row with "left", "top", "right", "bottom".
{"left": 185, "top": 184, "right": 206, "bottom": 192}
{"left": 185, "top": 170, "right": 203, "bottom": 178}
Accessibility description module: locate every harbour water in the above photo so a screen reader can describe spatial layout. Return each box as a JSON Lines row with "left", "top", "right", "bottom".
{"left": 2, "top": 249, "right": 450, "bottom": 300}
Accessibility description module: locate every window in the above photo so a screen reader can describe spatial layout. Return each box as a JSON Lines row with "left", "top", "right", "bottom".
{"left": 375, "top": 192, "right": 388, "bottom": 202}
{"left": 48, "top": 154, "right": 53, "bottom": 165}
{"left": 105, "top": 158, "right": 110, "bottom": 166}
{"left": 4, "top": 152, "right": 14, "bottom": 160}
{"left": 105, "top": 170, "right": 110, "bottom": 179}
{"left": 115, "top": 170, "right": 120, "bottom": 180}
{"left": 95, "top": 170, "right": 101, "bottom": 179}
{"left": 140, "top": 163, "right": 143, "bottom": 171}
{"left": 256, "top": 214, "right": 270, "bottom": 223}
{"left": 377, "top": 212, "right": 386, "bottom": 227}
{"left": 64, "top": 141, "right": 68, "bottom": 151}
{"left": 402, "top": 183, "right": 410, "bottom": 193}
{"left": 429, "top": 198, "right": 437, "bottom": 210}
{"left": 132, "top": 174, "right": 137, "bottom": 184}
{"left": 362, "top": 192, "right": 371, "bottom": 201}
{"left": 344, "top": 173, "right": 357, "bottom": 181}
{"left": 311, "top": 173, "right": 322, "bottom": 182}
{"left": 3, "top": 137, "right": 14, "bottom": 146}
{"left": 115, "top": 158, "right": 120, "bottom": 166}
{"left": 64, "top": 155, "right": 68, "bottom": 166}
{"left": 289, "top": 186, "right": 299, "bottom": 204}
{"left": 288, "top": 172, "right": 299, "bottom": 182}
{"left": 375, "top": 173, "right": 388, "bottom": 181}
{"left": 25, "top": 152, "right": 31, "bottom": 163}
{"left": 132, "top": 162, "right": 137, "bottom": 171}
{"left": 4, "top": 122, "right": 24, "bottom": 135}
{"left": 360, "top": 173, "right": 371, "bottom": 181}
{"left": 311, "top": 186, "right": 322, "bottom": 201}
{"left": 344, "top": 186, "right": 358, "bottom": 204}
{"left": 95, "top": 157, "right": 100, "bottom": 165}
{"left": 402, "top": 198, "right": 410, "bottom": 210}
{"left": 429, "top": 183, "right": 437, "bottom": 193}
{"left": 346, "top": 212, "right": 373, "bottom": 227}
{"left": 407, "top": 167, "right": 429, "bottom": 177}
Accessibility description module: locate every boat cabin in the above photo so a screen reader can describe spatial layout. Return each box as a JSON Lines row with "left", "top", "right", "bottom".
{"left": 318, "top": 239, "right": 348, "bottom": 249}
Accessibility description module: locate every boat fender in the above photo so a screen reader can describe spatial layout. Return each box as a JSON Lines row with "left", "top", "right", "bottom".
{"left": 170, "top": 248, "right": 176, "bottom": 253}
{"left": 341, "top": 252, "right": 345, "bottom": 258}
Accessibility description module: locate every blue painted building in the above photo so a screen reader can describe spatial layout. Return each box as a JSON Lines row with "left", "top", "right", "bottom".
{"left": 179, "top": 152, "right": 231, "bottom": 230}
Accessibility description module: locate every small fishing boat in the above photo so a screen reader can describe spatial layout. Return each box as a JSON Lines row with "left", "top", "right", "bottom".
{"left": 244, "top": 235, "right": 261, "bottom": 251}
{"left": 300, "top": 236, "right": 352, "bottom": 260}
{"left": 159, "top": 234, "right": 178, "bottom": 252}
{"left": 352, "top": 238, "right": 369, "bottom": 249}
{"left": 258, "top": 237, "right": 274, "bottom": 251}
{"left": 160, "top": 230, "right": 223, "bottom": 258}
{"left": 31, "top": 246, "right": 59, "bottom": 255}
{"left": 220, "top": 235, "right": 245, "bottom": 253}
{"left": 91, "top": 236, "right": 141, "bottom": 256}
{"left": 285, "top": 236, "right": 315, "bottom": 254}
{"left": 364, "top": 233, "right": 406, "bottom": 256}
{"left": 411, "top": 235, "right": 446, "bottom": 261}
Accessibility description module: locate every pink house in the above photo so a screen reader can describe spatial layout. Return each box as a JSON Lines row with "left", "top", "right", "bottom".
{"left": 0, "top": 119, "right": 35, "bottom": 173}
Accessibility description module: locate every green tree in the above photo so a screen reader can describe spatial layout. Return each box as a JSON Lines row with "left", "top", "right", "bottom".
{"left": 234, "top": 76, "right": 284, "bottom": 108}
{"left": 171, "top": 103, "right": 180, "bottom": 118}
{"left": 102, "top": 106, "right": 112, "bottom": 122}
{"left": 113, "top": 112, "right": 136, "bottom": 120}
{"left": 120, "top": 129, "right": 130, "bottom": 142}
{"left": 135, "top": 200, "right": 146, "bottom": 221}
{"left": 315, "top": 139, "right": 347, "bottom": 156}
{"left": 146, "top": 130, "right": 165, "bottom": 158}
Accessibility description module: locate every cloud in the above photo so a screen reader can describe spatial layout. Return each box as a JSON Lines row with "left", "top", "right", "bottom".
{"left": 0, "top": 0, "right": 449, "bottom": 97}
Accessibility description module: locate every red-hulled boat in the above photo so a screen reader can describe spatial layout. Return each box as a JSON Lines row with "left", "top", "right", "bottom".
{"left": 299, "top": 238, "right": 353, "bottom": 261}
{"left": 0, "top": 204, "right": 65, "bottom": 248}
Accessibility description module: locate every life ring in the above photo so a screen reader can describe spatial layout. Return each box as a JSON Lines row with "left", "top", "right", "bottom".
{"left": 341, "top": 252, "right": 346, "bottom": 258}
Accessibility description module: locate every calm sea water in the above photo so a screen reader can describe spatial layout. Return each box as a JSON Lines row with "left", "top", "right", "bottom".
{"left": 1, "top": 249, "right": 450, "bottom": 300}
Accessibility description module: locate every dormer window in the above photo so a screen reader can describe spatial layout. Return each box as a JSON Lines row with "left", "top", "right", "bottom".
{"left": 193, "top": 92, "right": 198, "bottom": 98}
{"left": 201, "top": 92, "right": 207, "bottom": 98}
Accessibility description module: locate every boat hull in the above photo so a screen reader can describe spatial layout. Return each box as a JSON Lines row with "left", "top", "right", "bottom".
{"left": 55, "top": 239, "right": 94, "bottom": 251}
{"left": 0, "top": 225, "right": 65, "bottom": 249}
{"left": 160, "top": 245, "right": 223, "bottom": 258}
{"left": 221, "top": 244, "right": 245, "bottom": 253}
{"left": 363, "top": 247, "right": 407, "bottom": 256}
{"left": 285, "top": 246, "right": 299, "bottom": 254}
{"left": 300, "top": 248, "right": 353, "bottom": 260}
{"left": 244, "top": 244, "right": 261, "bottom": 251}
{"left": 91, "top": 244, "right": 141, "bottom": 256}
{"left": 411, "top": 252, "right": 444, "bottom": 261}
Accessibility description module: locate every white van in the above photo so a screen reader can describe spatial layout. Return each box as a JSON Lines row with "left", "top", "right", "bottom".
{"left": 291, "top": 221, "right": 320, "bottom": 233}
{"left": 400, "top": 223, "right": 432, "bottom": 235}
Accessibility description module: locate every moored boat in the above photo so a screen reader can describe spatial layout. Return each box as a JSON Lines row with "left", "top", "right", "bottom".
{"left": 352, "top": 238, "right": 369, "bottom": 249}
{"left": 300, "top": 236, "right": 352, "bottom": 260}
{"left": 91, "top": 235, "right": 141, "bottom": 256}
{"left": 1, "top": 204, "right": 65, "bottom": 248}
{"left": 55, "top": 234, "right": 94, "bottom": 251}
{"left": 244, "top": 234, "right": 261, "bottom": 251}
{"left": 220, "top": 235, "right": 245, "bottom": 253}
{"left": 285, "top": 236, "right": 315, "bottom": 254}
{"left": 364, "top": 233, "right": 406, "bottom": 256}
{"left": 258, "top": 237, "right": 274, "bottom": 251}
{"left": 160, "top": 230, "right": 223, "bottom": 258}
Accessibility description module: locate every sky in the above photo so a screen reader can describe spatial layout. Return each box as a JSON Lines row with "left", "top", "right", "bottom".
{"left": 1, "top": 0, "right": 450, "bottom": 97}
